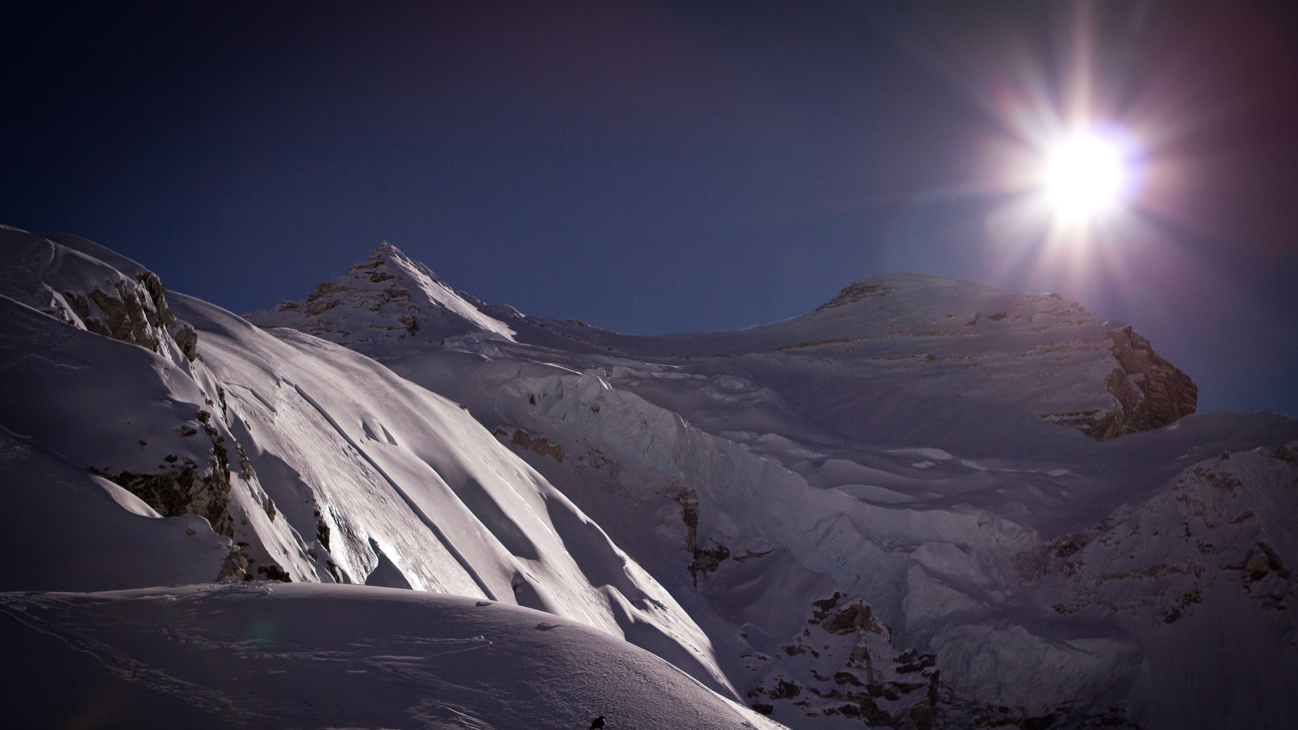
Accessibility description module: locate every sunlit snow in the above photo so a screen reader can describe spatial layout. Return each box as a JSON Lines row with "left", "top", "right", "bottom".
{"left": 3, "top": 227, "right": 1296, "bottom": 729}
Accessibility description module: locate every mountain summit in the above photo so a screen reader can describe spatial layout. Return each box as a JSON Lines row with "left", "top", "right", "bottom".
{"left": 251, "top": 247, "right": 1196, "bottom": 444}
{"left": 245, "top": 241, "right": 516, "bottom": 355}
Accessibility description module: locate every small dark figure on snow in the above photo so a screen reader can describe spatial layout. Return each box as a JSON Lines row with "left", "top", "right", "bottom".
{"left": 589, "top": 716, "right": 606, "bottom": 729}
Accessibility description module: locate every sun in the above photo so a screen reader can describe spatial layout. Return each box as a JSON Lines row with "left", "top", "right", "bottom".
{"left": 1042, "top": 129, "right": 1139, "bottom": 221}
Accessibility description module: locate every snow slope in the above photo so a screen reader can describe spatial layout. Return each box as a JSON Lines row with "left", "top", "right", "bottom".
{"left": 0, "top": 583, "right": 784, "bottom": 729}
{"left": 249, "top": 242, "right": 1298, "bottom": 729}
{"left": 5, "top": 227, "right": 1296, "bottom": 728}
{"left": 0, "top": 227, "right": 746, "bottom": 714}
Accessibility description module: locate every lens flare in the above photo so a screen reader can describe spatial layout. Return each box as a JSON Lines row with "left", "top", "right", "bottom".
{"left": 1043, "top": 131, "right": 1132, "bottom": 219}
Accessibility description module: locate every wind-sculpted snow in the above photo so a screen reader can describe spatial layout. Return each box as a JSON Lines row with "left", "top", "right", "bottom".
{"left": 176, "top": 292, "right": 734, "bottom": 695}
{"left": 390, "top": 355, "right": 1162, "bottom": 726}
{"left": 0, "top": 228, "right": 737, "bottom": 703}
{"left": 0, "top": 583, "right": 784, "bottom": 729}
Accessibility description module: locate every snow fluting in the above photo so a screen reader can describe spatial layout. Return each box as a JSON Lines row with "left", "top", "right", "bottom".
{"left": 0, "top": 227, "right": 750, "bottom": 725}
{"left": 3, "top": 227, "right": 1297, "bottom": 729}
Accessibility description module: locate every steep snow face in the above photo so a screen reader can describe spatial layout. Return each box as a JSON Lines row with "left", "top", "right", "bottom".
{"left": 0, "top": 584, "right": 786, "bottom": 730}
{"left": 0, "top": 230, "right": 735, "bottom": 699}
{"left": 243, "top": 241, "right": 516, "bottom": 355}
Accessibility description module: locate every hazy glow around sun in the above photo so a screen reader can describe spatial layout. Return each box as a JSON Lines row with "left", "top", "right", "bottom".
{"left": 1043, "top": 130, "right": 1137, "bottom": 220}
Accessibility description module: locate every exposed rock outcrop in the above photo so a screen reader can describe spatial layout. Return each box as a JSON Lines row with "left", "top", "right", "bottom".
{"left": 64, "top": 270, "right": 195, "bottom": 359}
{"left": 815, "top": 280, "right": 897, "bottom": 310}
{"left": 0, "top": 228, "right": 198, "bottom": 364}
{"left": 89, "top": 409, "right": 236, "bottom": 540}
{"left": 94, "top": 461, "right": 233, "bottom": 537}
{"left": 1043, "top": 326, "right": 1198, "bottom": 440}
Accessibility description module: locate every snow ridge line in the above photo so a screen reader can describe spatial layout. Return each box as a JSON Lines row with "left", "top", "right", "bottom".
{"left": 288, "top": 382, "right": 498, "bottom": 601}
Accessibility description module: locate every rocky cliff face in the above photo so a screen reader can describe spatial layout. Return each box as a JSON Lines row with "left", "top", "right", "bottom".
{"left": 1042, "top": 326, "right": 1198, "bottom": 440}
{"left": 0, "top": 227, "right": 197, "bottom": 366}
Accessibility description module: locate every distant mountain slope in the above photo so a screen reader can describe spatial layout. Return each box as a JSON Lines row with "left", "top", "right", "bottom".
{"left": 248, "top": 241, "right": 1298, "bottom": 730}
{"left": 248, "top": 243, "right": 1196, "bottom": 447}
{"left": 246, "top": 240, "right": 517, "bottom": 353}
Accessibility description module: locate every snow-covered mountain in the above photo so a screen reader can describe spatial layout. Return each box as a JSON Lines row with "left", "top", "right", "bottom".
{"left": 0, "top": 226, "right": 761, "bottom": 726}
{"left": 248, "top": 242, "right": 1298, "bottom": 729}
{"left": 249, "top": 242, "right": 1198, "bottom": 449}
{"left": 4, "top": 228, "right": 1296, "bottom": 729}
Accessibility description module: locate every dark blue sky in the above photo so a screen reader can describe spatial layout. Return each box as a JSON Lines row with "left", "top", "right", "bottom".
{"left": 4, "top": 1, "right": 1297, "bottom": 416}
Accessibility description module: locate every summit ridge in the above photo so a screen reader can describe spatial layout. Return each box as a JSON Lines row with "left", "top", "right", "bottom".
{"left": 244, "top": 241, "right": 515, "bottom": 354}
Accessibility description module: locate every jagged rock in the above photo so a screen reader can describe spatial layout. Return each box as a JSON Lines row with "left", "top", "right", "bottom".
{"left": 821, "top": 602, "right": 885, "bottom": 635}
{"left": 257, "top": 564, "right": 292, "bottom": 582}
{"left": 174, "top": 323, "right": 198, "bottom": 360}
{"left": 0, "top": 228, "right": 197, "bottom": 368}
{"left": 1044, "top": 326, "right": 1198, "bottom": 440}
{"left": 505, "top": 428, "right": 564, "bottom": 462}
{"left": 92, "top": 459, "right": 234, "bottom": 538}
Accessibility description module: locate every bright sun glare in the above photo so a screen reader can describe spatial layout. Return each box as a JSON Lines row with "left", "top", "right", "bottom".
{"left": 1042, "top": 130, "right": 1134, "bottom": 220}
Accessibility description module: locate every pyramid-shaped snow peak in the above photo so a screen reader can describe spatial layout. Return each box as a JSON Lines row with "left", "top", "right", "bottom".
{"left": 244, "top": 242, "right": 515, "bottom": 355}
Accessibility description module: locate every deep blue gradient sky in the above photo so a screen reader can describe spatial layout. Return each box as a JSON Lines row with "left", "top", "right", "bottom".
{"left": 4, "top": 1, "right": 1297, "bottom": 416}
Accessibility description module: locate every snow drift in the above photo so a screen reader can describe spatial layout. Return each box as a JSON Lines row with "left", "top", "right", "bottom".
{"left": 0, "top": 583, "right": 783, "bottom": 729}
